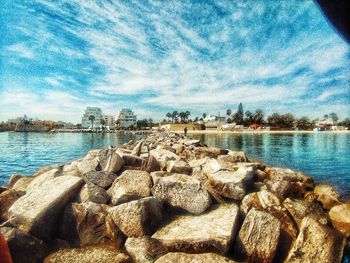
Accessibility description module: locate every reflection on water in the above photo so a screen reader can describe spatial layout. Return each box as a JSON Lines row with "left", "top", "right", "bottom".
{"left": 192, "top": 133, "right": 350, "bottom": 199}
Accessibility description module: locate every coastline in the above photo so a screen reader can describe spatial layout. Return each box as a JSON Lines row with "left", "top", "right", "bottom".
{"left": 181, "top": 129, "right": 350, "bottom": 135}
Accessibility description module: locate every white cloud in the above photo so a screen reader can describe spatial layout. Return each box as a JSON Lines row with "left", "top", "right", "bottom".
{"left": 7, "top": 43, "right": 34, "bottom": 59}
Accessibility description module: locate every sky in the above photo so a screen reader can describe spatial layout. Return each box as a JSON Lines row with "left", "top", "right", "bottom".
{"left": 0, "top": 0, "right": 349, "bottom": 123}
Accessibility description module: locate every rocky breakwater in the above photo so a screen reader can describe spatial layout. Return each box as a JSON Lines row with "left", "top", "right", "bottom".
{"left": 0, "top": 132, "right": 349, "bottom": 263}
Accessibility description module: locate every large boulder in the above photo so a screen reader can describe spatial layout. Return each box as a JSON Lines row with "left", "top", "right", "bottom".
{"left": 240, "top": 190, "right": 281, "bottom": 215}
{"left": 103, "top": 150, "right": 125, "bottom": 173}
{"left": 27, "top": 168, "right": 62, "bottom": 192}
{"left": 207, "top": 167, "right": 254, "bottom": 200}
{"left": 235, "top": 208, "right": 281, "bottom": 263}
{"left": 166, "top": 160, "right": 192, "bottom": 175}
{"left": 107, "top": 170, "right": 152, "bottom": 205}
{"left": 329, "top": 203, "right": 350, "bottom": 237}
{"left": 131, "top": 140, "right": 144, "bottom": 156}
{"left": 283, "top": 198, "right": 329, "bottom": 228}
{"left": 149, "top": 149, "right": 181, "bottom": 170}
{"left": 0, "top": 227, "right": 49, "bottom": 263}
{"left": 82, "top": 171, "right": 116, "bottom": 189}
{"left": 285, "top": 217, "right": 345, "bottom": 263}
{"left": 108, "top": 197, "right": 163, "bottom": 237}
{"left": 125, "top": 237, "right": 168, "bottom": 263}
{"left": 155, "top": 252, "right": 237, "bottom": 263}
{"left": 194, "top": 147, "right": 228, "bottom": 159}
{"left": 314, "top": 184, "right": 342, "bottom": 210}
{"left": 152, "top": 203, "right": 240, "bottom": 255}
{"left": 11, "top": 176, "right": 34, "bottom": 192}
{"left": 151, "top": 173, "right": 211, "bottom": 214}
{"left": 59, "top": 202, "right": 123, "bottom": 248}
{"left": 8, "top": 176, "right": 84, "bottom": 240}
{"left": 44, "top": 246, "right": 129, "bottom": 263}
{"left": 79, "top": 183, "right": 109, "bottom": 204}
{"left": 77, "top": 155, "right": 100, "bottom": 175}
{"left": 0, "top": 189, "right": 24, "bottom": 221}
{"left": 218, "top": 151, "right": 248, "bottom": 163}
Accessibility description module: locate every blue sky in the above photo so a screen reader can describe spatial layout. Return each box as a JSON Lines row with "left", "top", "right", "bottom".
{"left": 0, "top": 0, "right": 349, "bottom": 123}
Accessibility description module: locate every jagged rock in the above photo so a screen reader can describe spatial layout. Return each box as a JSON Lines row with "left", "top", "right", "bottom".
{"left": 314, "top": 184, "right": 342, "bottom": 210}
{"left": 235, "top": 208, "right": 281, "bottom": 262}
{"left": 255, "top": 169, "right": 268, "bottom": 181}
{"left": 152, "top": 203, "right": 240, "bottom": 255}
{"left": 59, "top": 202, "right": 123, "bottom": 248}
{"left": 218, "top": 151, "right": 248, "bottom": 163}
{"left": 0, "top": 189, "right": 24, "bottom": 221}
{"left": 103, "top": 150, "right": 125, "bottom": 173}
{"left": 83, "top": 171, "right": 116, "bottom": 189}
{"left": 27, "top": 168, "right": 62, "bottom": 192}
{"left": 144, "top": 155, "right": 161, "bottom": 173}
{"left": 207, "top": 167, "right": 254, "bottom": 200}
{"left": 35, "top": 164, "right": 63, "bottom": 176}
{"left": 283, "top": 198, "right": 329, "bottom": 229}
{"left": 63, "top": 160, "right": 81, "bottom": 177}
{"left": 184, "top": 139, "right": 200, "bottom": 146}
{"left": 7, "top": 174, "right": 23, "bottom": 188}
{"left": 77, "top": 156, "right": 99, "bottom": 175}
{"left": 0, "top": 186, "right": 6, "bottom": 194}
{"left": 285, "top": 217, "right": 345, "bottom": 263}
{"left": 329, "top": 203, "right": 350, "bottom": 237}
{"left": 108, "top": 170, "right": 152, "bottom": 205}
{"left": 125, "top": 237, "right": 168, "bottom": 263}
{"left": 194, "top": 147, "right": 228, "bottom": 159}
{"left": 8, "top": 176, "right": 84, "bottom": 240}
{"left": 11, "top": 176, "right": 34, "bottom": 192}
{"left": 266, "top": 179, "right": 291, "bottom": 198}
{"left": 166, "top": 160, "right": 192, "bottom": 175}
{"left": 44, "top": 246, "right": 130, "bottom": 263}
{"left": 0, "top": 227, "right": 49, "bottom": 263}
{"left": 151, "top": 173, "right": 211, "bottom": 214}
{"left": 119, "top": 152, "right": 145, "bottom": 168}
{"left": 156, "top": 144, "right": 175, "bottom": 153}
{"left": 131, "top": 140, "right": 144, "bottom": 156}
{"left": 149, "top": 149, "right": 181, "bottom": 170}
{"left": 188, "top": 157, "right": 209, "bottom": 168}
{"left": 304, "top": 191, "right": 318, "bottom": 203}
{"left": 155, "top": 252, "right": 237, "bottom": 262}
{"left": 108, "top": 197, "right": 163, "bottom": 237}
{"left": 79, "top": 183, "right": 109, "bottom": 204}
{"left": 173, "top": 144, "right": 185, "bottom": 155}
{"left": 241, "top": 190, "right": 281, "bottom": 215}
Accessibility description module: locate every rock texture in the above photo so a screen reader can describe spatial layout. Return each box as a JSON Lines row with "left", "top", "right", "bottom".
{"left": 82, "top": 171, "right": 116, "bottom": 189}
{"left": 152, "top": 203, "right": 239, "bottom": 255}
{"left": 155, "top": 252, "right": 237, "bottom": 263}
{"left": 0, "top": 189, "right": 24, "bottom": 221}
{"left": 329, "top": 203, "right": 350, "bottom": 237}
{"left": 314, "top": 184, "right": 342, "bottom": 210}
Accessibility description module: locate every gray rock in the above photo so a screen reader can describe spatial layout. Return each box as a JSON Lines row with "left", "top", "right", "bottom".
{"left": 8, "top": 176, "right": 84, "bottom": 240}
{"left": 166, "top": 160, "right": 192, "bottom": 175}
{"left": 152, "top": 203, "right": 240, "bottom": 255}
{"left": 0, "top": 226, "right": 49, "bottom": 263}
{"left": 235, "top": 208, "right": 281, "bottom": 263}
{"left": 144, "top": 155, "right": 161, "bottom": 173}
{"left": 125, "top": 236, "right": 168, "bottom": 263}
{"left": 79, "top": 183, "right": 109, "bottom": 204}
{"left": 83, "top": 170, "right": 116, "bottom": 189}
{"left": 151, "top": 173, "right": 211, "bottom": 214}
{"left": 120, "top": 152, "right": 145, "bottom": 168}
{"left": 155, "top": 252, "right": 237, "bottom": 263}
{"left": 285, "top": 217, "right": 345, "bottom": 263}
{"left": 108, "top": 197, "right": 163, "bottom": 237}
{"left": 107, "top": 170, "right": 152, "bottom": 205}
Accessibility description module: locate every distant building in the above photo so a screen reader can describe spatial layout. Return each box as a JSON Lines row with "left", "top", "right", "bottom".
{"left": 203, "top": 115, "right": 226, "bottom": 129}
{"left": 81, "top": 107, "right": 103, "bottom": 129}
{"left": 103, "top": 115, "right": 115, "bottom": 127}
{"left": 115, "top": 108, "right": 137, "bottom": 129}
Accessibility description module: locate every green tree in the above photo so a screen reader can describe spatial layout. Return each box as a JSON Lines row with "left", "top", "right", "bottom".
{"left": 329, "top": 113, "right": 338, "bottom": 125}
{"left": 88, "top": 115, "right": 95, "bottom": 129}
{"left": 179, "top": 112, "right": 187, "bottom": 123}
{"left": 296, "top": 117, "right": 314, "bottom": 130}
{"left": 324, "top": 114, "right": 329, "bottom": 120}
{"left": 194, "top": 117, "right": 199, "bottom": 122}
{"left": 148, "top": 118, "right": 153, "bottom": 128}
{"left": 172, "top": 111, "right": 178, "bottom": 123}
{"left": 233, "top": 103, "right": 244, "bottom": 125}
{"left": 338, "top": 118, "right": 350, "bottom": 128}
{"left": 166, "top": 112, "right": 172, "bottom": 122}
{"left": 244, "top": 110, "right": 253, "bottom": 125}
{"left": 185, "top": 111, "right": 191, "bottom": 122}
{"left": 226, "top": 109, "right": 232, "bottom": 117}
{"left": 202, "top": 113, "right": 207, "bottom": 119}
{"left": 252, "top": 109, "right": 264, "bottom": 125}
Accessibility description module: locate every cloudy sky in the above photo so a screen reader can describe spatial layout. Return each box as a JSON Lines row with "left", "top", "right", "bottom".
{"left": 0, "top": 0, "right": 349, "bottom": 123}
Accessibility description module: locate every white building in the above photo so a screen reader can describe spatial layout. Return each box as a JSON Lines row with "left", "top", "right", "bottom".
{"left": 203, "top": 115, "right": 226, "bottom": 128}
{"left": 81, "top": 107, "right": 103, "bottom": 129}
{"left": 115, "top": 108, "right": 137, "bottom": 129}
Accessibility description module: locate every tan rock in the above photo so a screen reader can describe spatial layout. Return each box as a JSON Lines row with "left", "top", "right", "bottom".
{"left": 155, "top": 252, "right": 237, "bottom": 263}
{"left": 151, "top": 173, "right": 211, "bottom": 214}
{"left": 125, "top": 236, "right": 168, "bottom": 263}
{"left": 149, "top": 148, "right": 180, "bottom": 170}
{"left": 131, "top": 140, "right": 144, "bottom": 156}
{"left": 152, "top": 203, "right": 240, "bottom": 255}
{"left": 144, "top": 155, "right": 161, "bottom": 173}
{"left": 79, "top": 183, "right": 109, "bottom": 204}
{"left": 77, "top": 157, "right": 99, "bottom": 175}
{"left": 166, "top": 160, "right": 192, "bottom": 175}
{"left": 120, "top": 153, "right": 145, "bottom": 168}
{"left": 27, "top": 168, "right": 62, "bottom": 192}
{"left": 108, "top": 197, "right": 163, "bottom": 237}
{"left": 83, "top": 170, "right": 117, "bottom": 189}
{"left": 107, "top": 170, "right": 152, "bottom": 205}
{"left": 235, "top": 208, "right": 281, "bottom": 263}
{"left": 314, "top": 184, "right": 342, "bottom": 210}
{"left": 194, "top": 147, "right": 228, "bottom": 159}
{"left": 329, "top": 203, "right": 350, "bottom": 237}
{"left": 103, "top": 150, "right": 125, "bottom": 173}
{"left": 285, "top": 217, "right": 345, "bottom": 263}
{"left": 283, "top": 198, "right": 329, "bottom": 229}
{"left": 44, "top": 246, "right": 129, "bottom": 263}
{"left": 241, "top": 190, "right": 281, "bottom": 215}
{"left": 0, "top": 189, "right": 24, "bottom": 221}
{"left": 8, "top": 176, "right": 84, "bottom": 239}
{"left": 218, "top": 151, "right": 248, "bottom": 163}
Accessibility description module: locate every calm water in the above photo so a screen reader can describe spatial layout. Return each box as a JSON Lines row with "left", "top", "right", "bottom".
{"left": 0, "top": 132, "right": 349, "bottom": 199}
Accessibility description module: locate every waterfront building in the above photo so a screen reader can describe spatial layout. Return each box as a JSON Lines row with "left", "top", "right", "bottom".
{"left": 115, "top": 108, "right": 137, "bottom": 129}
{"left": 103, "top": 115, "right": 115, "bottom": 128}
{"left": 81, "top": 107, "right": 103, "bottom": 129}
{"left": 203, "top": 115, "right": 226, "bottom": 129}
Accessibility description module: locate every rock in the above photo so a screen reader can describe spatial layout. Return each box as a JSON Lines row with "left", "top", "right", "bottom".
{"left": 0, "top": 186, "right": 6, "bottom": 194}
{"left": 35, "top": 164, "right": 63, "bottom": 176}
{"left": 188, "top": 157, "right": 209, "bottom": 168}
{"left": 77, "top": 156, "right": 100, "bottom": 175}
{"left": 194, "top": 147, "right": 228, "bottom": 159}
{"left": 156, "top": 144, "right": 176, "bottom": 153}
{"left": 255, "top": 169, "right": 268, "bottom": 181}
{"left": 283, "top": 198, "right": 329, "bottom": 228}
{"left": 151, "top": 173, "right": 211, "bottom": 214}
{"left": 235, "top": 208, "right": 281, "bottom": 263}
{"left": 108, "top": 197, "right": 163, "bottom": 237}
{"left": 83, "top": 171, "right": 116, "bottom": 189}
{"left": 7, "top": 174, "right": 23, "bottom": 188}
{"left": 44, "top": 246, "right": 130, "bottom": 263}
{"left": 27, "top": 168, "right": 62, "bottom": 192}
{"left": 79, "top": 183, "right": 109, "bottom": 204}
{"left": 329, "top": 203, "right": 350, "bottom": 237}
{"left": 0, "top": 189, "right": 25, "bottom": 222}
{"left": 285, "top": 217, "right": 345, "bottom": 263}
{"left": 152, "top": 203, "right": 240, "bottom": 255}
{"left": 12, "top": 176, "right": 34, "bottom": 193}
{"left": 144, "top": 155, "right": 161, "bottom": 173}
{"left": 166, "top": 160, "right": 192, "bottom": 175}
{"left": 241, "top": 190, "right": 281, "bottom": 215}
{"left": 131, "top": 140, "right": 144, "bottom": 156}
{"left": 63, "top": 160, "right": 81, "bottom": 177}
{"left": 304, "top": 191, "right": 318, "bottom": 203}
{"left": 173, "top": 144, "right": 185, "bottom": 155}
{"left": 184, "top": 139, "right": 200, "bottom": 146}
{"left": 103, "top": 150, "right": 125, "bottom": 174}
{"left": 149, "top": 149, "right": 181, "bottom": 170}
{"left": 218, "top": 151, "right": 248, "bottom": 163}
{"left": 125, "top": 237, "right": 168, "bottom": 263}
{"left": 207, "top": 167, "right": 254, "bottom": 200}
{"left": 314, "top": 184, "right": 342, "bottom": 210}
{"left": 155, "top": 252, "right": 237, "bottom": 263}
{"left": 59, "top": 202, "right": 123, "bottom": 248}
{"left": 120, "top": 153, "right": 145, "bottom": 168}
{"left": 8, "top": 176, "right": 84, "bottom": 240}
{"left": 107, "top": 170, "right": 152, "bottom": 205}
{"left": 0, "top": 227, "right": 49, "bottom": 263}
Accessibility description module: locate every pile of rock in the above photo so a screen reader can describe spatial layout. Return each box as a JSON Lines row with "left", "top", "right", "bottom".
{"left": 0, "top": 132, "right": 349, "bottom": 263}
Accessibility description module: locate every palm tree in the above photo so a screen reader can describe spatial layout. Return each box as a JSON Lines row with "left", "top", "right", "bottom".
{"left": 324, "top": 114, "right": 329, "bottom": 120}
{"left": 329, "top": 113, "right": 338, "bottom": 125}
{"left": 179, "top": 112, "right": 186, "bottom": 123}
{"left": 172, "top": 111, "right": 178, "bottom": 123}
{"left": 100, "top": 119, "right": 106, "bottom": 130}
{"left": 202, "top": 113, "right": 207, "bottom": 119}
{"left": 88, "top": 115, "right": 95, "bottom": 129}
{"left": 226, "top": 109, "right": 232, "bottom": 117}
{"left": 185, "top": 111, "right": 191, "bottom": 122}
{"left": 166, "top": 112, "right": 172, "bottom": 122}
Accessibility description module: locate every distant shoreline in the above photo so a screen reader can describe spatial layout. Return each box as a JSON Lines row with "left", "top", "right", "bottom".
{"left": 183, "top": 130, "right": 350, "bottom": 134}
